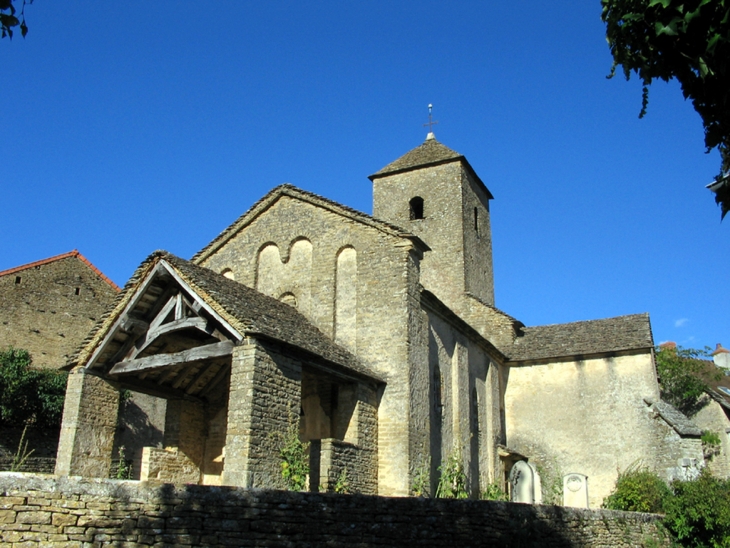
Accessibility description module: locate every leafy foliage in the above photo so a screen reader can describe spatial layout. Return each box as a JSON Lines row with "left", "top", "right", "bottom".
{"left": 604, "top": 466, "right": 730, "bottom": 547}
{"left": 10, "top": 424, "right": 34, "bottom": 472}
{"left": 114, "top": 445, "right": 133, "bottom": 480}
{"left": 279, "top": 423, "right": 309, "bottom": 491}
{"left": 435, "top": 451, "right": 469, "bottom": 499}
{"left": 481, "top": 482, "right": 509, "bottom": 501}
{"left": 0, "top": 0, "right": 30, "bottom": 39}
{"left": 602, "top": 0, "right": 730, "bottom": 216}
{"left": 655, "top": 345, "right": 713, "bottom": 416}
{"left": 663, "top": 469, "right": 730, "bottom": 547}
{"left": 602, "top": 463, "right": 672, "bottom": 513}
{"left": 411, "top": 458, "right": 431, "bottom": 497}
{"left": 0, "top": 347, "right": 68, "bottom": 428}
{"left": 334, "top": 468, "right": 350, "bottom": 494}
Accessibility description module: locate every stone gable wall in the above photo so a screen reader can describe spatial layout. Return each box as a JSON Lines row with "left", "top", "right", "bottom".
{"left": 0, "top": 256, "right": 117, "bottom": 369}
{"left": 0, "top": 474, "right": 669, "bottom": 547}
{"left": 198, "top": 195, "right": 420, "bottom": 496}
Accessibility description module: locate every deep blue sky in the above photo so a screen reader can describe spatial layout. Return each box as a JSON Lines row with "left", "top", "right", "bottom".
{"left": 2, "top": 2, "right": 727, "bottom": 349}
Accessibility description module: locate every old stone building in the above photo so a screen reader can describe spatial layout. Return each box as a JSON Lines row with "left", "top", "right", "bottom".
{"left": 55, "top": 134, "right": 712, "bottom": 507}
{"left": 0, "top": 250, "right": 119, "bottom": 369}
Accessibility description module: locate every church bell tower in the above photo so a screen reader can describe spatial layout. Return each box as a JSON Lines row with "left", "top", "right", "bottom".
{"left": 369, "top": 133, "right": 495, "bottom": 309}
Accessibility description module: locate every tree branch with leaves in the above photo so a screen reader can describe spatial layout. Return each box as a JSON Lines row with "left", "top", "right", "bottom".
{"left": 0, "top": 0, "right": 30, "bottom": 39}
{"left": 602, "top": 0, "right": 730, "bottom": 217}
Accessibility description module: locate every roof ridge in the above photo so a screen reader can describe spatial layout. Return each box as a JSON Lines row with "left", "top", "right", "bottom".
{"left": 523, "top": 312, "right": 649, "bottom": 331}
{"left": 0, "top": 250, "right": 120, "bottom": 291}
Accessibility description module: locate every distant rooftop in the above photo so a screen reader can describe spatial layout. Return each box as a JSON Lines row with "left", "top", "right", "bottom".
{"left": 0, "top": 250, "right": 120, "bottom": 291}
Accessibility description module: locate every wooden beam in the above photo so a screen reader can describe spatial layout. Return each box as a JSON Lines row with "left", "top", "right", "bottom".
{"left": 110, "top": 341, "right": 234, "bottom": 376}
{"left": 120, "top": 315, "right": 149, "bottom": 335}
{"left": 148, "top": 295, "right": 177, "bottom": 333}
{"left": 199, "top": 363, "right": 230, "bottom": 398}
{"left": 128, "top": 317, "right": 214, "bottom": 359}
{"left": 185, "top": 362, "right": 218, "bottom": 395}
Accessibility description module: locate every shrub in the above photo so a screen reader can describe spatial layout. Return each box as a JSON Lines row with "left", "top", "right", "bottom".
{"left": 436, "top": 451, "right": 468, "bottom": 499}
{"left": 279, "top": 423, "right": 309, "bottom": 491}
{"left": 0, "top": 347, "right": 67, "bottom": 428}
{"left": 602, "top": 464, "right": 671, "bottom": 514}
{"left": 663, "top": 469, "right": 730, "bottom": 548}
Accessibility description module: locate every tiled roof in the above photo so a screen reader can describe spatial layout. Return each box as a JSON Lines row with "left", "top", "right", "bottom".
{"left": 0, "top": 250, "right": 120, "bottom": 291}
{"left": 72, "top": 251, "right": 383, "bottom": 383}
{"left": 645, "top": 398, "right": 702, "bottom": 437}
{"left": 192, "top": 184, "right": 428, "bottom": 264}
{"left": 508, "top": 313, "right": 654, "bottom": 362}
{"left": 368, "top": 137, "right": 494, "bottom": 200}
{"left": 370, "top": 137, "right": 463, "bottom": 177}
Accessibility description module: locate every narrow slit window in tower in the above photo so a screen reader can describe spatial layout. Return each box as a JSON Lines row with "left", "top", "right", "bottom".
{"left": 410, "top": 197, "right": 424, "bottom": 220}
{"left": 474, "top": 207, "right": 479, "bottom": 238}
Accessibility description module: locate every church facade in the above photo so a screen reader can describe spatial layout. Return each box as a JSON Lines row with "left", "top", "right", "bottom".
{"left": 55, "top": 135, "right": 707, "bottom": 507}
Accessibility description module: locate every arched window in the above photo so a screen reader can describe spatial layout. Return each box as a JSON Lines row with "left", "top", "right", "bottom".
{"left": 221, "top": 268, "right": 235, "bottom": 280}
{"left": 410, "top": 196, "right": 424, "bottom": 220}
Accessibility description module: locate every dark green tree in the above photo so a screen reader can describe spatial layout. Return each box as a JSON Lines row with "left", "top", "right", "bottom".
{"left": 655, "top": 345, "right": 714, "bottom": 415}
{"left": 0, "top": 347, "right": 67, "bottom": 428}
{"left": 602, "top": 0, "right": 730, "bottom": 217}
{"left": 0, "top": 0, "right": 30, "bottom": 39}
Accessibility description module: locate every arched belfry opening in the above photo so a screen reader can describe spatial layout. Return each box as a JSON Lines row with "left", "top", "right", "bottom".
{"left": 409, "top": 196, "right": 424, "bottom": 220}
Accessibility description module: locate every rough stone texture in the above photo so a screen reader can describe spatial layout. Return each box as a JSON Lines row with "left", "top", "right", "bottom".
{"left": 54, "top": 369, "right": 119, "bottom": 478}
{"left": 319, "top": 438, "right": 377, "bottom": 494}
{"left": 692, "top": 397, "right": 730, "bottom": 478}
{"left": 223, "top": 340, "right": 302, "bottom": 489}
{"left": 193, "top": 188, "right": 427, "bottom": 496}
{"left": 648, "top": 399, "right": 702, "bottom": 437}
{"left": 0, "top": 474, "right": 670, "bottom": 548}
{"left": 372, "top": 152, "right": 495, "bottom": 309}
{"left": 504, "top": 352, "right": 704, "bottom": 507}
{"left": 0, "top": 251, "right": 118, "bottom": 369}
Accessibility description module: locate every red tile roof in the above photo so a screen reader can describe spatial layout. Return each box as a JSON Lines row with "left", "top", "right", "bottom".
{"left": 0, "top": 250, "right": 120, "bottom": 291}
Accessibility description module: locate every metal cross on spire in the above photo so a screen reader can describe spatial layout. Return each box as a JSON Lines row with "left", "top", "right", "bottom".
{"left": 423, "top": 104, "right": 438, "bottom": 139}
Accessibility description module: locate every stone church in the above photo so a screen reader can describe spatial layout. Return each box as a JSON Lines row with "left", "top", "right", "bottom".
{"left": 55, "top": 134, "right": 711, "bottom": 508}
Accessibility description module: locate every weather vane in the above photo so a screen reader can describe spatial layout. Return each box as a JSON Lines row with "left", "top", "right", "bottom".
{"left": 423, "top": 104, "right": 438, "bottom": 136}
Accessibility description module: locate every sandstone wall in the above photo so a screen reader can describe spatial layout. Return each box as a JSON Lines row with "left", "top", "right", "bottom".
{"left": 0, "top": 474, "right": 669, "bottom": 547}
{"left": 372, "top": 161, "right": 495, "bottom": 309}
{"left": 198, "top": 193, "right": 420, "bottom": 496}
{"left": 504, "top": 352, "right": 703, "bottom": 508}
{"left": 0, "top": 255, "right": 117, "bottom": 369}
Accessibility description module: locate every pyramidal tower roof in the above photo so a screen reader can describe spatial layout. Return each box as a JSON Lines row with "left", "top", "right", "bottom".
{"left": 369, "top": 134, "right": 493, "bottom": 199}
{"left": 369, "top": 134, "right": 463, "bottom": 178}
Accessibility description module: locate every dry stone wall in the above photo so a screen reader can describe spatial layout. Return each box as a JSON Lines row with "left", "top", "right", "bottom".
{"left": 0, "top": 474, "right": 669, "bottom": 547}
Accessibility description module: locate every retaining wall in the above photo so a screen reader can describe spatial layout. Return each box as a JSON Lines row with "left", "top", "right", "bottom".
{"left": 0, "top": 473, "right": 669, "bottom": 547}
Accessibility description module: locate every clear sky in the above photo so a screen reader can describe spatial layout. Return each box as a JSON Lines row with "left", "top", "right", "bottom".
{"left": 2, "top": 1, "right": 727, "bottom": 350}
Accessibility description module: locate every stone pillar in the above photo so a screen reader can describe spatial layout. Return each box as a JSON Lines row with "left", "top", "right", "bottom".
{"left": 55, "top": 368, "right": 119, "bottom": 478}
{"left": 222, "top": 339, "right": 302, "bottom": 489}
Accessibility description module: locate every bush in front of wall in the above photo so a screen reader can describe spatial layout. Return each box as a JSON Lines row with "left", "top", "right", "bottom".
{"left": 0, "top": 347, "right": 67, "bottom": 428}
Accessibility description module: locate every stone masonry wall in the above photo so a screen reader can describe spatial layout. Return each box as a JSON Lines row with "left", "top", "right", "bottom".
{"left": 319, "top": 438, "right": 377, "bottom": 494}
{"left": 0, "top": 474, "right": 670, "bottom": 547}
{"left": 692, "top": 398, "right": 730, "bottom": 478}
{"left": 223, "top": 339, "right": 302, "bottom": 489}
{"left": 199, "top": 193, "right": 420, "bottom": 496}
{"left": 0, "top": 255, "right": 117, "bottom": 369}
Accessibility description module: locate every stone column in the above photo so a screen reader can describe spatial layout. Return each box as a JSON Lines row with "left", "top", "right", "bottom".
{"left": 222, "top": 339, "right": 302, "bottom": 489}
{"left": 55, "top": 368, "right": 119, "bottom": 478}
